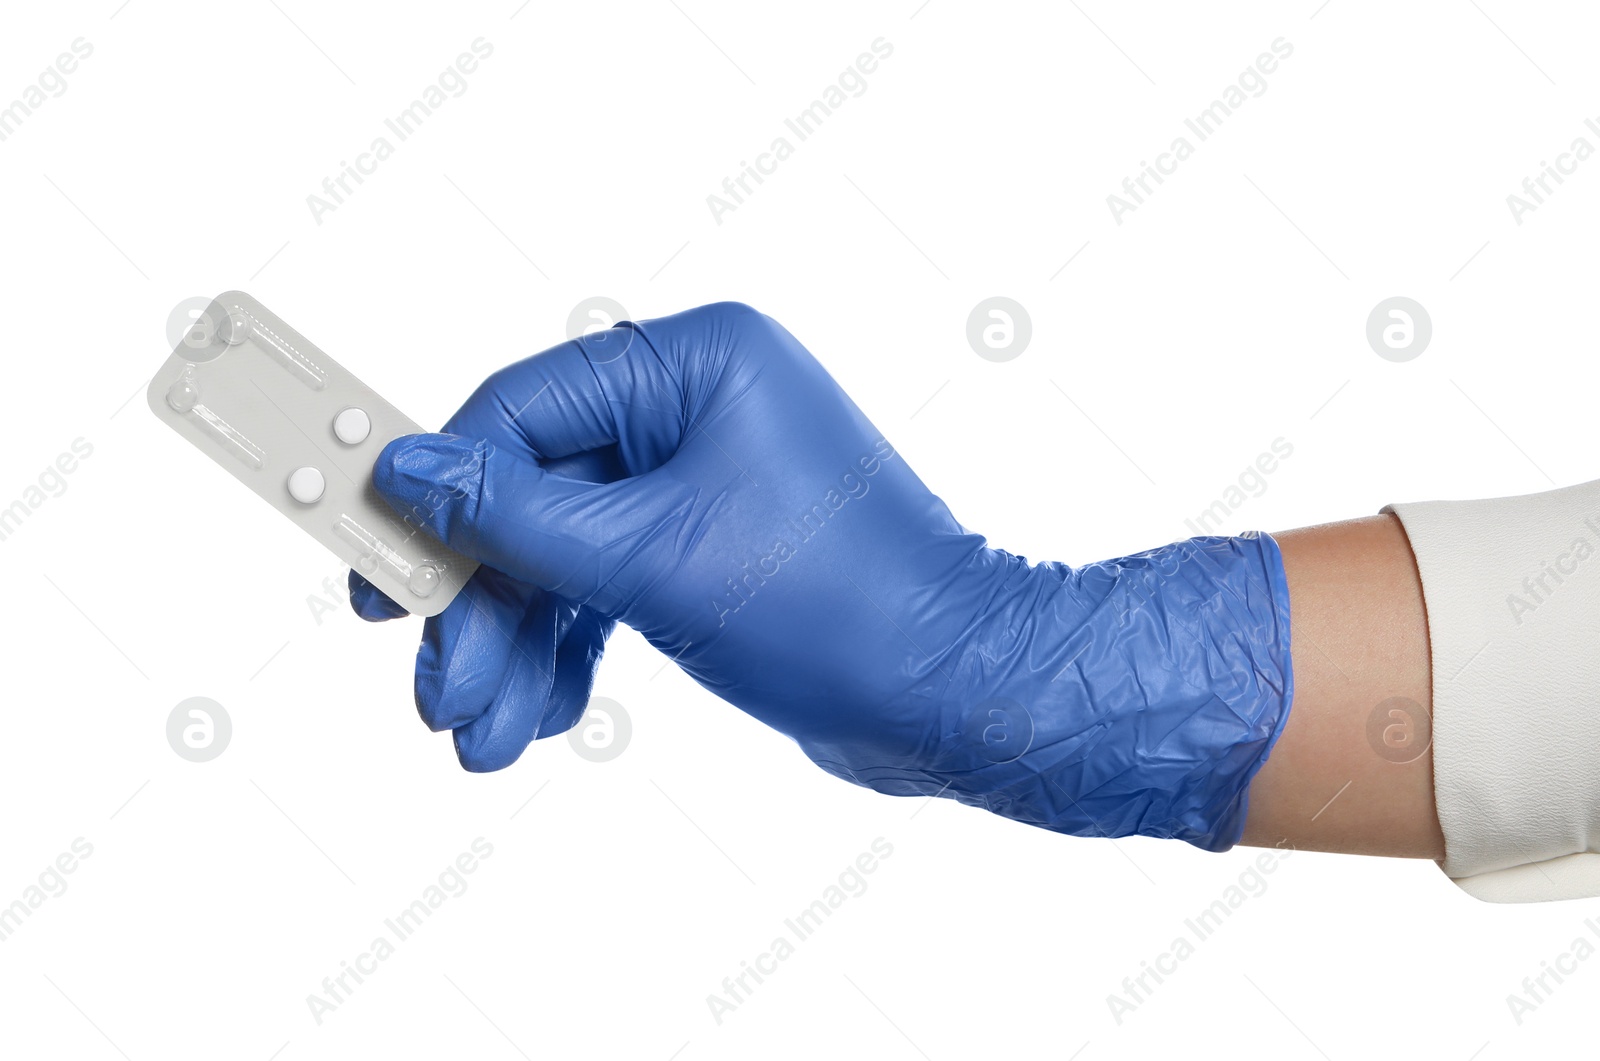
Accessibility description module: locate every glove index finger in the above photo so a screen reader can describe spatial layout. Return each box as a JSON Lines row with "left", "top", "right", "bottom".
{"left": 348, "top": 569, "right": 410, "bottom": 621}
{"left": 371, "top": 431, "right": 690, "bottom": 614}
{"left": 446, "top": 323, "right": 682, "bottom": 474}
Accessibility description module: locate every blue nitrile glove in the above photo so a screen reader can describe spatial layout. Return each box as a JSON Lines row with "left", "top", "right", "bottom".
{"left": 351, "top": 302, "right": 1294, "bottom": 850}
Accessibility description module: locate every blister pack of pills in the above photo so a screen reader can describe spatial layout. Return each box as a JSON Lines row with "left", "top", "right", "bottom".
{"left": 147, "top": 291, "right": 478, "bottom": 616}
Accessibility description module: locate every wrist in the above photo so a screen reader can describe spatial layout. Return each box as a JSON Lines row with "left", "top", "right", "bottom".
{"left": 947, "top": 532, "right": 1296, "bottom": 850}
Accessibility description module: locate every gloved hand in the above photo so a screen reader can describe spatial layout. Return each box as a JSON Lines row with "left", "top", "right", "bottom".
{"left": 352, "top": 302, "right": 1294, "bottom": 850}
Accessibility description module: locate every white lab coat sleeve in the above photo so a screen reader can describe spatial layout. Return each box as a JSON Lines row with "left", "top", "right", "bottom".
{"left": 1383, "top": 479, "right": 1600, "bottom": 902}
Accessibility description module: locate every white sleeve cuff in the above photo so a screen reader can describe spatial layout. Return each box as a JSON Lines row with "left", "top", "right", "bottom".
{"left": 1383, "top": 478, "right": 1600, "bottom": 903}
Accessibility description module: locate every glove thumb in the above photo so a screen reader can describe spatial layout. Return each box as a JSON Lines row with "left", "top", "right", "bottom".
{"left": 373, "top": 432, "right": 680, "bottom": 613}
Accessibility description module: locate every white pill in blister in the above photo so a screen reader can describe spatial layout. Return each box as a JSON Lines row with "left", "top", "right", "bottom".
{"left": 333, "top": 407, "right": 371, "bottom": 445}
{"left": 166, "top": 378, "right": 200, "bottom": 413}
{"left": 409, "top": 563, "right": 442, "bottom": 597}
{"left": 287, "top": 466, "right": 326, "bottom": 504}
{"left": 149, "top": 292, "right": 479, "bottom": 617}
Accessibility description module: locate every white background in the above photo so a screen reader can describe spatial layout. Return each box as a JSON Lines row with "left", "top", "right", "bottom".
{"left": 2, "top": 1, "right": 1596, "bottom": 1057}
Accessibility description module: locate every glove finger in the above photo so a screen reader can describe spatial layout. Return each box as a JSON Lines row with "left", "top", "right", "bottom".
{"left": 445, "top": 322, "right": 679, "bottom": 471}
{"left": 373, "top": 433, "right": 690, "bottom": 607}
{"left": 451, "top": 587, "right": 564, "bottom": 772}
{"left": 542, "top": 605, "right": 616, "bottom": 737}
{"left": 350, "top": 441, "right": 622, "bottom": 626}
{"left": 541, "top": 446, "right": 628, "bottom": 485}
{"left": 440, "top": 302, "right": 774, "bottom": 477}
{"left": 348, "top": 570, "right": 410, "bottom": 622}
{"left": 415, "top": 565, "right": 541, "bottom": 732}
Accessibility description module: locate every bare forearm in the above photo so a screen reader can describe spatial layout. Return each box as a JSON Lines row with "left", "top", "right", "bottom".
{"left": 1239, "top": 513, "right": 1444, "bottom": 859}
